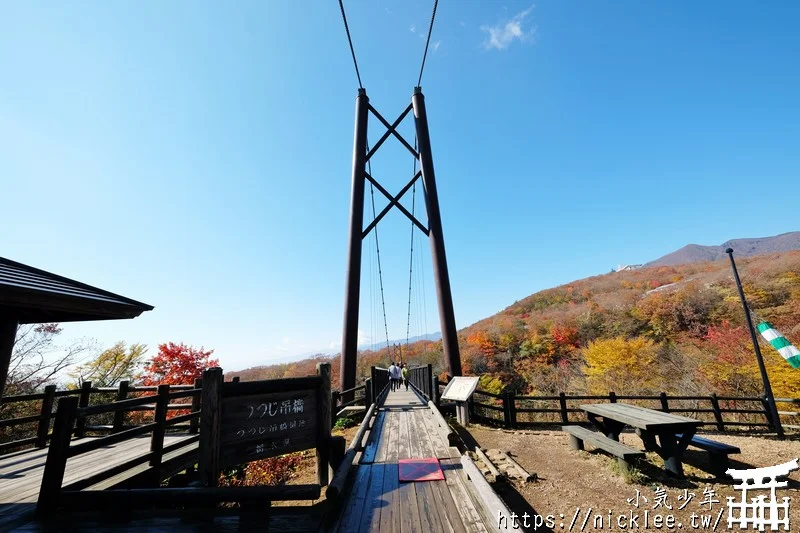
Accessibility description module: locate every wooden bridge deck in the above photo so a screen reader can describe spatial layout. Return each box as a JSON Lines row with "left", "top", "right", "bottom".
{"left": 0, "top": 434, "right": 197, "bottom": 531}
{"left": 326, "top": 387, "right": 492, "bottom": 533}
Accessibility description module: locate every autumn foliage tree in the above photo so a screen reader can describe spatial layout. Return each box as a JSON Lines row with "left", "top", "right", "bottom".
{"left": 141, "top": 342, "right": 219, "bottom": 385}
{"left": 583, "top": 336, "right": 660, "bottom": 395}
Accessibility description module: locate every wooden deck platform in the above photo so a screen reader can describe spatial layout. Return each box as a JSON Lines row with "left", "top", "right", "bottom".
{"left": 2, "top": 388, "right": 503, "bottom": 532}
{"left": 325, "top": 387, "right": 493, "bottom": 533}
{"left": 0, "top": 434, "right": 197, "bottom": 531}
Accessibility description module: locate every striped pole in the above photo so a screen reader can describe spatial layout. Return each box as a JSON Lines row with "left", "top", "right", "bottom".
{"left": 756, "top": 322, "right": 800, "bottom": 369}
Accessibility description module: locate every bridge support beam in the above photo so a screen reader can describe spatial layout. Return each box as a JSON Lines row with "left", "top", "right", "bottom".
{"left": 340, "top": 88, "right": 369, "bottom": 397}
{"left": 412, "top": 88, "right": 462, "bottom": 378}
{"left": 0, "top": 320, "right": 18, "bottom": 399}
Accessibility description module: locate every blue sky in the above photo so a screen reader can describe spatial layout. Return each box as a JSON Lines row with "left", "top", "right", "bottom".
{"left": 2, "top": 1, "right": 798, "bottom": 372}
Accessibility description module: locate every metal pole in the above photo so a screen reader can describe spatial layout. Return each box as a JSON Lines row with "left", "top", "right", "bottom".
{"left": 340, "top": 88, "right": 369, "bottom": 399}
{"left": 412, "top": 87, "right": 462, "bottom": 377}
{"left": 726, "top": 248, "right": 784, "bottom": 439}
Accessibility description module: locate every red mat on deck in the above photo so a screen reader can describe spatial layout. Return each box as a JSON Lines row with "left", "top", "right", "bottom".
{"left": 398, "top": 458, "right": 445, "bottom": 482}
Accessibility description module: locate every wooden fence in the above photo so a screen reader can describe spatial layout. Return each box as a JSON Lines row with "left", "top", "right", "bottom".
{"left": 464, "top": 388, "right": 800, "bottom": 433}
{"left": 1, "top": 373, "right": 378, "bottom": 455}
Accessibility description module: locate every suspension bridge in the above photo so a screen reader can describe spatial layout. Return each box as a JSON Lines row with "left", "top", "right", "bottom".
{"left": 0, "top": 1, "right": 520, "bottom": 530}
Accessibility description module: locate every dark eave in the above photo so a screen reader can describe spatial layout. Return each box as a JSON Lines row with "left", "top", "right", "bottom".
{"left": 0, "top": 257, "right": 154, "bottom": 324}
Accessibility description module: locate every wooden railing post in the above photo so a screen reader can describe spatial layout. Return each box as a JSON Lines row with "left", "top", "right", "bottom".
{"left": 426, "top": 364, "right": 433, "bottom": 399}
{"left": 364, "top": 378, "right": 373, "bottom": 406}
{"left": 150, "top": 384, "right": 170, "bottom": 468}
{"left": 112, "top": 380, "right": 130, "bottom": 433}
{"left": 508, "top": 391, "right": 517, "bottom": 429}
{"left": 316, "top": 363, "right": 332, "bottom": 487}
{"left": 558, "top": 392, "right": 569, "bottom": 425}
{"left": 37, "top": 397, "right": 78, "bottom": 516}
{"left": 609, "top": 391, "right": 617, "bottom": 404}
{"left": 331, "top": 390, "right": 341, "bottom": 427}
{"left": 74, "top": 380, "right": 92, "bottom": 438}
{"left": 199, "top": 368, "right": 223, "bottom": 487}
{"left": 660, "top": 392, "right": 670, "bottom": 412}
{"left": 503, "top": 391, "right": 513, "bottom": 428}
{"left": 432, "top": 375, "right": 440, "bottom": 407}
{"left": 709, "top": 393, "right": 725, "bottom": 431}
{"left": 36, "top": 385, "right": 57, "bottom": 448}
{"left": 189, "top": 377, "right": 202, "bottom": 434}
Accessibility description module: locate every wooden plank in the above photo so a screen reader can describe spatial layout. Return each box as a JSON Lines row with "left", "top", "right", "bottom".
{"left": 414, "top": 479, "right": 446, "bottom": 533}
{"left": 398, "top": 479, "right": 423, "bottom": 533}
{"left": 360, "top": 463, "right": 386, "bottom": 533}
{"left": 580, "top": 403, "right": 702, "bottom": 430}
{"left": 385, "top": 411, "right": 400, "bottom": 463}
{"left": 461, "top": 454, "right": 513, "bottom": 530}
{"left": 418, "top": 409, "right": 450, "bottom": 459}
{"left": 397, "top": 410, "right": 411, "bottom": 461}
{"left": 361, "top": 411, "right": 386, "bottom": 464}
{"left": 429, "top": 477, "right": 468, "bottom": 533}
{"left": 440, "top": 458, "right": 488, "bottom": 533}
{"left": 379, "top": 461, "right": 400, "bottom": 533}
{"left": 410, "top": 410, "right": 435, "bottom": 458}
{"left": 335, "top": 464, "right": 373, "bottom": 533}
{"left": 406, "top": 409, "right": 422, "bottom": 459}
{"left": 562, "top": 426, "right": 643, "bottom": 459}
{"left": 375, "top": 411, "right": 392, "bottom": 464}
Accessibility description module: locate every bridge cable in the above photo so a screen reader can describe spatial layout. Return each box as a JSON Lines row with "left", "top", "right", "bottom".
{"left": 366, "top": 141, "right": 392, "bottom": 359}
{"left": 337, "top": 0, "right": 364, "bottom": 89}
{"left": 405, "top": 138, "right": 419, "bottom": 356}
{"left": 417, "top": 0, "right": 439, "bottom": 87}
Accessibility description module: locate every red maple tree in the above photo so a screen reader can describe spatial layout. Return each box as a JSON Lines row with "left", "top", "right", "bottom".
{"left": 141, "top": 342, "right": 219, "bottom": 385}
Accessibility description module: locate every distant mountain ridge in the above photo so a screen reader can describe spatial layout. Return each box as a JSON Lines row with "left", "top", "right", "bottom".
{"left": 646, "top": 231, "right": 800, "bottom": 267}
{"left": 360, "top": 332, "right": 441, "bottom": 352}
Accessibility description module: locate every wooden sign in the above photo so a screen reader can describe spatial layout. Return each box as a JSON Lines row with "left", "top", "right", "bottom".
{"left": 199, "top": 365, "right": 332, "bottom": 487}
{"left": 219, "top": 389, "right": 317, "bottom": 468}
{"left": 441, "top": 376, "right": 480, "bottom": 402}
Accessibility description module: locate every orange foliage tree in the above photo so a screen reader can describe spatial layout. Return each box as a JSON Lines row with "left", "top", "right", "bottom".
{"left": 141, "top": 342, "right": 219, "bottom": 385}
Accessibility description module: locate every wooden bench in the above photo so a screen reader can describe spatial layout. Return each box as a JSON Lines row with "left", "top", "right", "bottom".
{"left": 562, "top": 425, "right": 644, "bottom": 472}
{"left": 677, "top": 434, "right": 740, "bottom": 477}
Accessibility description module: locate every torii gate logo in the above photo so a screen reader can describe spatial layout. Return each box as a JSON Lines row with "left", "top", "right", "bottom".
{"left": 726, "top": 459, "right": 798, "bottom": 531}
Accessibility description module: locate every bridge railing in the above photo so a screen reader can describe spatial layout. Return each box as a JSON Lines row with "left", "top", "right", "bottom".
{"left": 37, "top": 383, "right": 202, "bottom": 515}
{"left": 0, "top": 380, "right": 199, "bottom": 454}
{"left": 406, "top": 364, "right": 440, "bottom": 405}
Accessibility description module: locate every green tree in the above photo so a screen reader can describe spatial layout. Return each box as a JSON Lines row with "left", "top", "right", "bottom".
{"left": 71, "top": 342, "right": 147, "bottom": 387}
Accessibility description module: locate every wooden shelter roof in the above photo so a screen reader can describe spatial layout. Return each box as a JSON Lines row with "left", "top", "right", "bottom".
{"left": 0, "top": 257, "right": 153, "bottom": 324}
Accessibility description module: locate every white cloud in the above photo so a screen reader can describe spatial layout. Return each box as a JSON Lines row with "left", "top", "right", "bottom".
{"left": 432, "top": 40, "right": 441, "bottom": 52}
{"left": 328, "top": 329, "right": 370, "bottom": 349}
{"left": 480, "top": 5, "right": 536, "bottom": 51}
{"left": 410, "top": 24, "right": 416, "bottom": 33}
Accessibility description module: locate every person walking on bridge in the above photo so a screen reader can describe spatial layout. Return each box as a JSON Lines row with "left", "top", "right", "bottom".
{"left": 388, "top": 361, "right": 398, "bottom": 391}
{"left": 401, "top": 363, "right": 409, "bottom": 391}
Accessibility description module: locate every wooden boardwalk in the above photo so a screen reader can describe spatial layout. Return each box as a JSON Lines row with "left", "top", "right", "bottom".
{"left": 0, "top": 434, "right": 197, "bottom": 531}
{"left": 326, "top": 387, "right": 492, "bottom": 533}
{"left": 0, "top": 387, "right": 501, "bottom": 532}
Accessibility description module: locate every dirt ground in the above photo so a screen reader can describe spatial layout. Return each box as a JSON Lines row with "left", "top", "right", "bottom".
{"left": 271, "top": 424, "right": 360, "bottom": 507}
{"left": 463, "top": 425, "right": 800, "bottom": 532}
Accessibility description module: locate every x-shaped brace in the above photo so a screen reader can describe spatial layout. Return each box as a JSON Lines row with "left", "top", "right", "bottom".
{"left": 367, "top": 104, "right": 419, "bottom": 161}
{"left": 362, "top": 171, "right": 428, "bottom": 239}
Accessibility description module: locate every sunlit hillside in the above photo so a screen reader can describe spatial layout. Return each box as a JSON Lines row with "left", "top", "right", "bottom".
{"left": 233, "top": 251, "right": 800, "bottom": 399}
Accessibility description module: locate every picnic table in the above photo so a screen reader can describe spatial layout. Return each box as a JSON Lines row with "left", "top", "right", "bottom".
{"left": 581, "top": 403, "right": 703, "bottom": 478}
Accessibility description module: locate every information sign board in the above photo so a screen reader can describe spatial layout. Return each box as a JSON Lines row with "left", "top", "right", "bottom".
{"left": 440, "top": 376, "right": 480, "bottom": 402}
